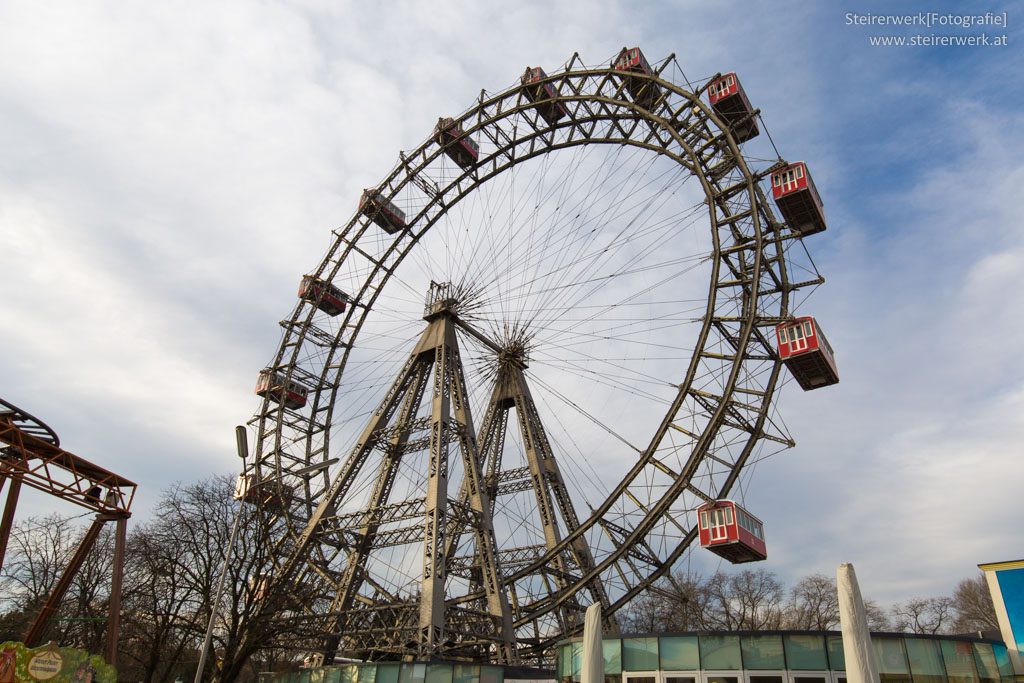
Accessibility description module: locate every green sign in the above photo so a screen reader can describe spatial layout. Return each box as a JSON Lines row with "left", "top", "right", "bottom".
{"left": 0, "top": 642, "right": 116, "bottom": 683}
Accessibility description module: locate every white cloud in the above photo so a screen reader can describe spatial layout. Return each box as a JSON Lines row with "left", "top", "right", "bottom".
{"left": 1, "top": 0, "right": 1021, "bottom": 610}
{"left": 750, "top": 86, "right": 1024, "bottom": 601}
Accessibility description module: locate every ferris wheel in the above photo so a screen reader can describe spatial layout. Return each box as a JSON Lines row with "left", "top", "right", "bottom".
{"left": 231, "top": 48, "right": 835, "bottom": 669}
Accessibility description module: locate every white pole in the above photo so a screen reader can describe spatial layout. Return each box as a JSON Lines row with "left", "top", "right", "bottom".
{"left": 195, "top": 489, "right": 244, "bottom": 682}
{"left": 194, "top": 427, "right": 249, "bottom": 683}
{"left": 581, "top": 603, "right": 604, "bottom": 683}
{"left": 837, "top": 563, "right": 880, "bottom": 683}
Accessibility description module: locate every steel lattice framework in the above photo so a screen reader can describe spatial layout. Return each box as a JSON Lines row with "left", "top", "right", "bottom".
{"left": 226, "top": 50, "right": 824, "bottom": 675}
{"left": 0, "top": 397, "right": 134, "bottom": 668}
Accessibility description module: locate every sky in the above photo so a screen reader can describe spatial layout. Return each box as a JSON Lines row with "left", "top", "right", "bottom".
{"left": 1, "top": 0, "right": 1022, "bottom": 610}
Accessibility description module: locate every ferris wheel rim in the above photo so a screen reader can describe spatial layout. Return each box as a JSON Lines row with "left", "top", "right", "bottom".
{"left": 249, "top": 51, "right": 798, "bottom": 653}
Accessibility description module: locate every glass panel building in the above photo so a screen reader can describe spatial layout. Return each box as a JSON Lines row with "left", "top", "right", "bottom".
{"left": 256, "top": 632, "right": 1014, "bottom": 683}
{"left": 260, "top": 663, "right": 514, "bottom": 683}
{"left": 556, "top": 632, "right": 1015, "bottom": 683}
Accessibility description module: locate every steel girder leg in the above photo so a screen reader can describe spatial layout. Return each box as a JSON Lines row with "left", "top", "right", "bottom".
{"left": 23, "top": 515, "right": 108, "bottom": 647}
{"left": 0, "top": 476, "right": 21, "bottom": 573}
{"left": 105, "top": 516, "right": 127, "bottom": 666}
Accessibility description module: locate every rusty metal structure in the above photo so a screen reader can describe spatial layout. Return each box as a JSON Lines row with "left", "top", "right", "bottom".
{"left": 0, "top": 397, "right": 135, "bottom": 666}
{"left": 225, "top": 48, "right": 826, "bottom": 675}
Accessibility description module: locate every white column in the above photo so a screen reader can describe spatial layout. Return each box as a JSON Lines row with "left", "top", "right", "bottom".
{"left": 581, "top": 603, "right": 605, "bottom": 683}
{"left": 837, "top": 563, "right": 880, "bottom": 683}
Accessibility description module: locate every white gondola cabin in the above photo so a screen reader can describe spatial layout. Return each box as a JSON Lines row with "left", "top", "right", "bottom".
{"left": 697, "top": 499, "right": 767, "bottom": 564}
{"left": 776, "top": 316, "right": 839, "bottom": 391}
{"left": 359, "top": 189, "right": 406, "bottom": 234}
{"left": 521, "top": 66, "right": 569, "bottom": 124}
{"left": 771, "top": 162, "right": 827, "bottom": 235}
{"left": 255, "top": 368, "right": 308, "bottom": 410}
{"left": 707, "top": 72, "right": 759, "bottom": 143}
{"left": 435, "top": 117, "right": 479, "bottom": 170}
{"left": 234, "top": 472, "right": 293, "bottom": 510}
{"left": 612, "top": 47, "right": 661, "bottom": 108}
{"left": 299, "top": 275, "right": 348, "bottom": 316}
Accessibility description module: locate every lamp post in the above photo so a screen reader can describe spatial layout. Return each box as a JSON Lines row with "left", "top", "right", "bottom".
{"left": 194, "top": 427, "right": 249, "bottom": 683}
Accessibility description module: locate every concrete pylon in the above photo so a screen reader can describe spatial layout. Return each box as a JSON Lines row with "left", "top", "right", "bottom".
{"left": 581, "top": 603, "right": 604, "bottom": 683}
{"left": 838, "top": 563, "right": 881, "bottom": 683}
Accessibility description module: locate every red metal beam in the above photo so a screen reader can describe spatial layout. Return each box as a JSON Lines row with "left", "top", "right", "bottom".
{"left": 1, "top": 398, "right": 134, "bottom": 664}
{"left": 0, "top": 476, "right": 22, "bottom": 572}
{"left": 23, "top": 515, "right": 108, "bottom": 646}
{"left": 0, "top": 416, "right": 136, "bottom": 516}
{"left": 105, "top": 516, "right": 127, "bottom": 666}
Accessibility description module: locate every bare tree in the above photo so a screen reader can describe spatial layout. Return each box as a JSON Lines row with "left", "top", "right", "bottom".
{"left": 951, "top": 574, "right": 999, "bottom": 633}
{"left": 0, "top": 477, "right": 284, "bottom": 681}
{"left": 891, "top": 597, "right": 955, "bottom": 634}
{"left": 62, "top": 524, "right": 115, "bottom": 654}
{"left": 118, "top": 522, "right": 205, "bottom": 683}
{"left": 142, "top": 475, "right": 276, "bottom": 682}
{"left": 784, "top": 573, "right": 840, "bottom": 630}
{"left": 0, "top": 512, "right": 112, "bottom": 648}
{"left": 623, "top": 570, "right": 903, "bottom": 635}
{"left": 0, "top": 513, "right": 79, "bottom": 630}
{"left": 703, "top": 569, "right": 784, "bottom": 631}
{"left": 858, "top": 598, "right": 892, "bottom": 631}
{"left": 622, "top": 570, "right": 710, "bottom": 632}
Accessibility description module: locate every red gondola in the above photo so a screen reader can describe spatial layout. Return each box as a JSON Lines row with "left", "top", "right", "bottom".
{"left": 359, "top": 188, "right": 406, "bottom": 234}
{"left": 697, "top": 499, "right": 767, "bottom": 564}
{"left": 234, "top": 473, "right": 293, "bottom": 510}
{"left": 299, "top": 275, "right": 348, "bottom": 316}
{"left": 521, "top": 66, "right": 569, "bottom": 125}
{"left": 255, "top": 368, "right": 308, "bottom": 410}
{"left": 707, "top": 72, "right": 759, "bottom": 143}
{"left": 435, "top": 117, "right": 479, "bottom": 170}
{"left": 770, "top": 162, "right": 827, "bottom": 235}
{"left": 776, "top": 316, "right": 839, "bottom": 391}
{"left": 612, "top": 47, "right": 661, "bottom": 108}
